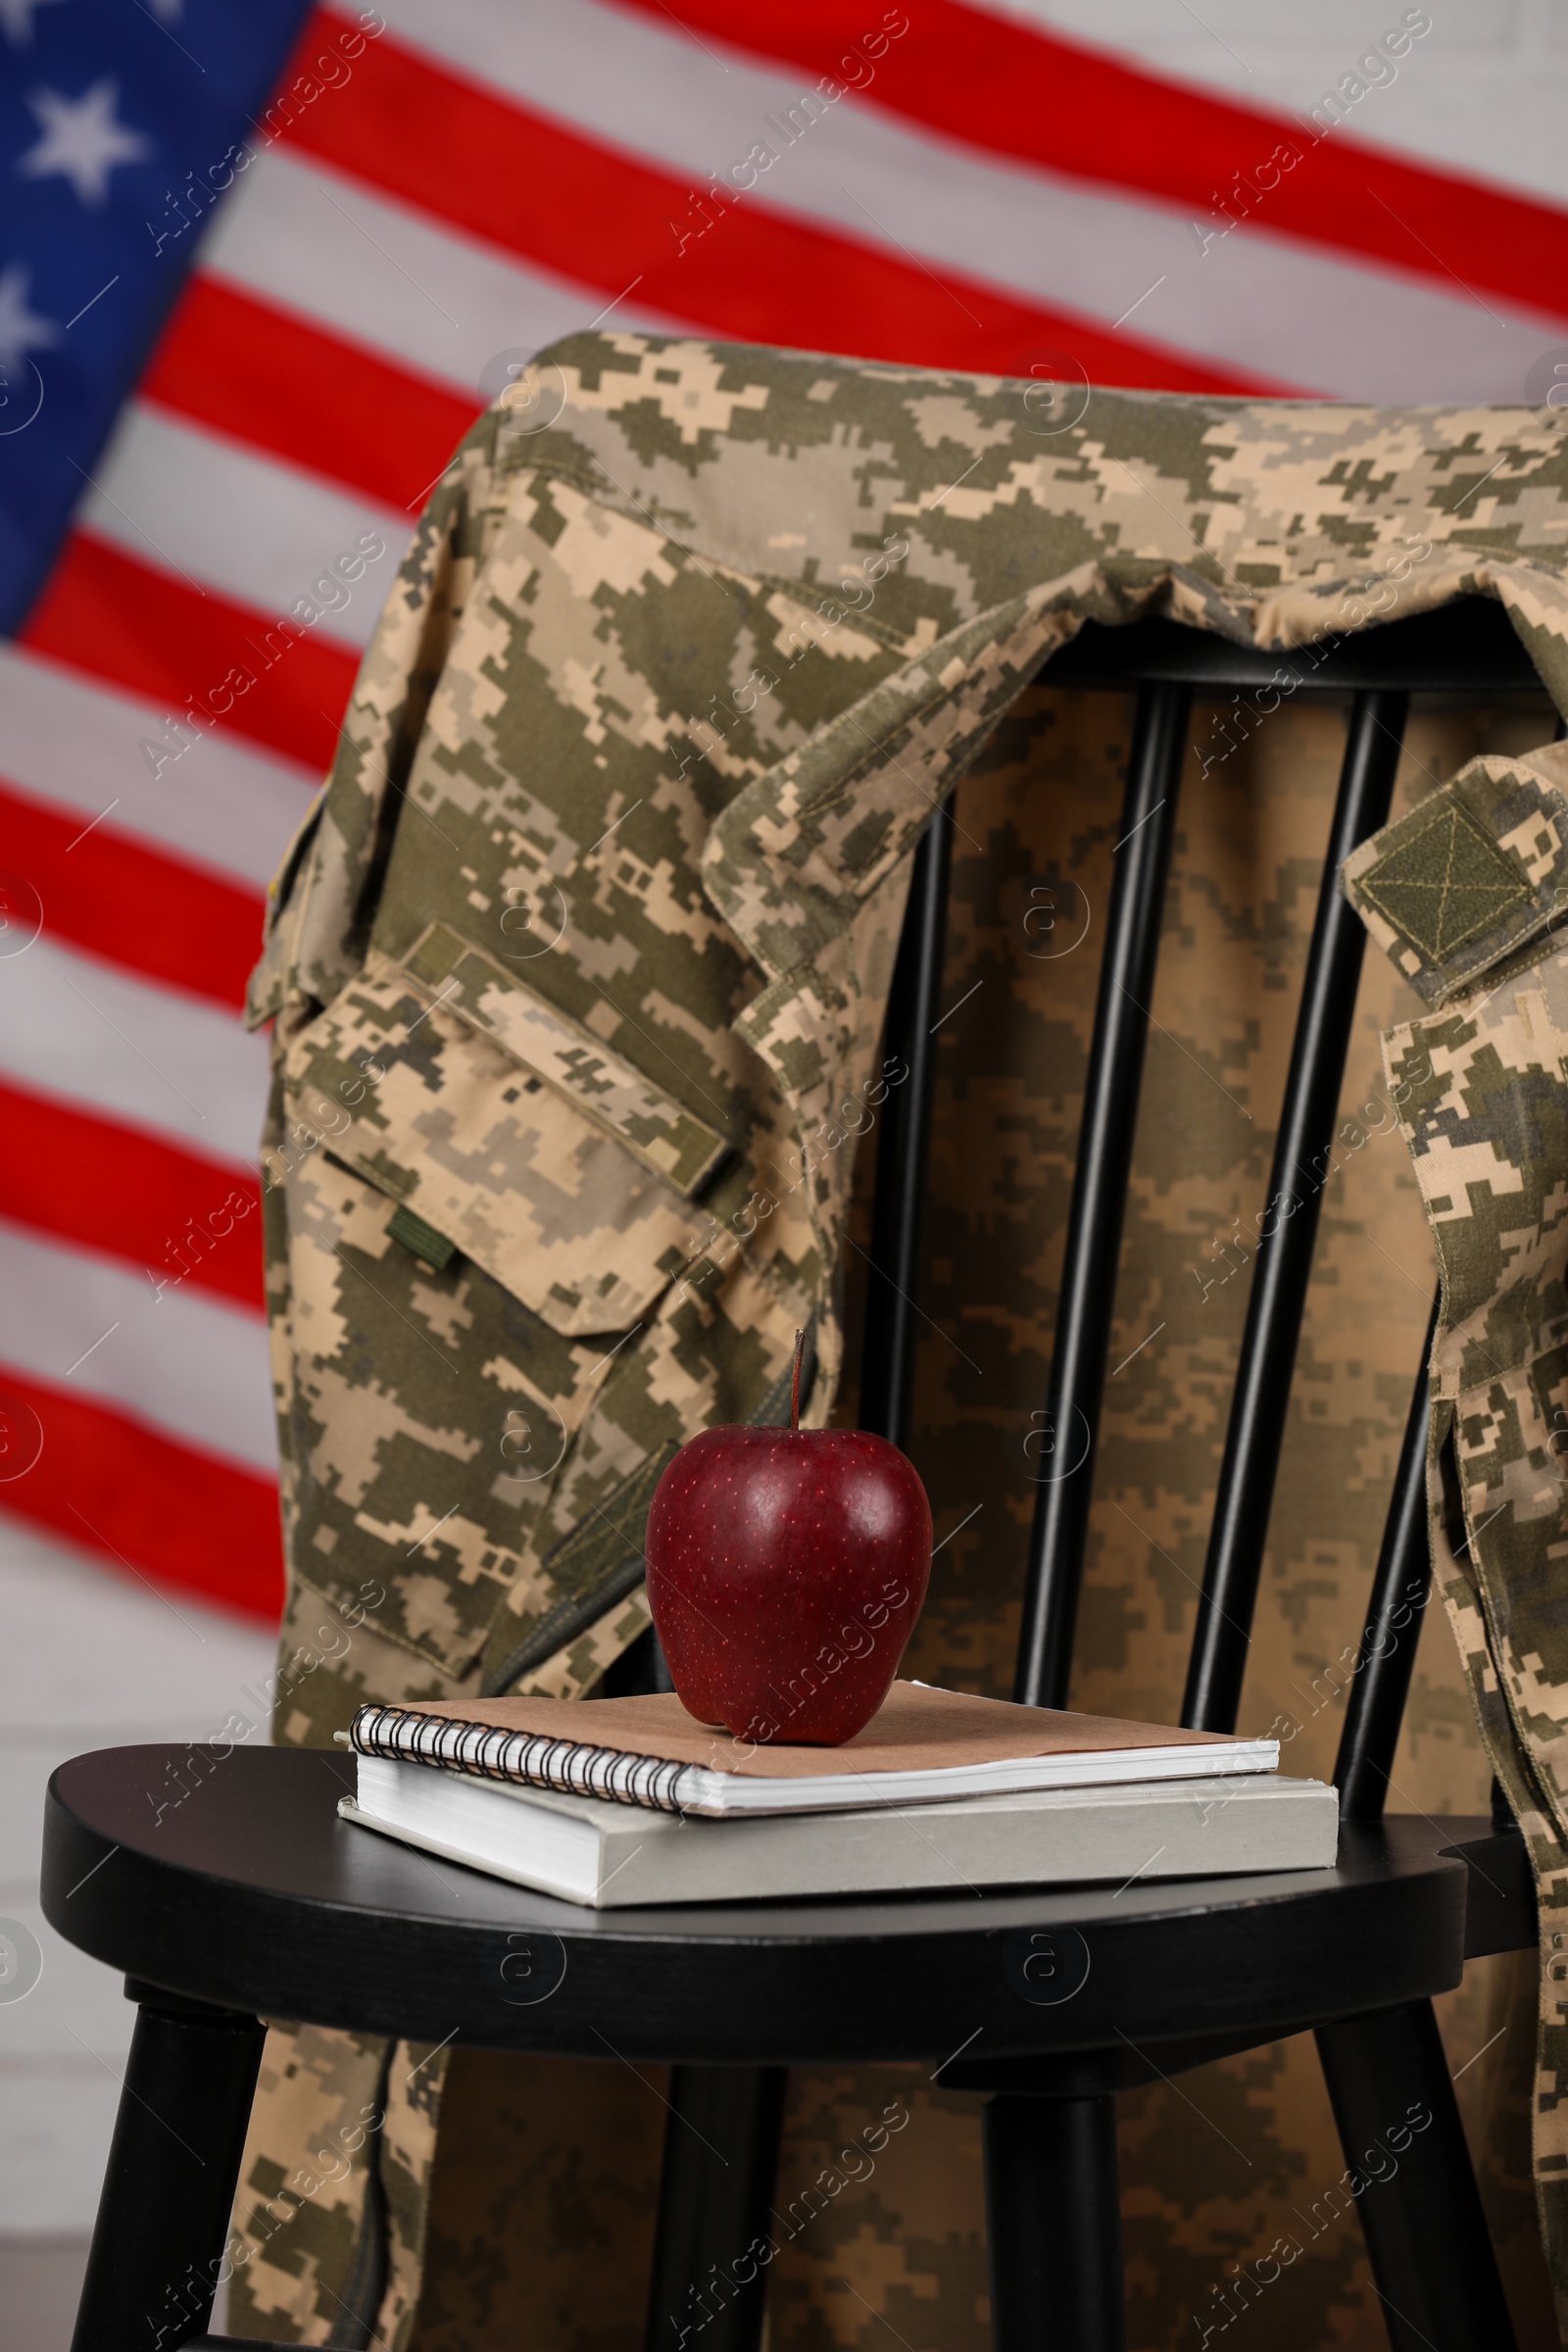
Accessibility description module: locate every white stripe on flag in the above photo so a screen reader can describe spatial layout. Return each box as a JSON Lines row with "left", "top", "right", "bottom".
{"left": 985, "top": 2, "right": 1568, "bottom": 215}
{"left": 373, "top": 0, "right": 1566, "bottom": 402}
{"left": 0, "top": 935, "right": 269, "bottom": 1169}
{"left": 201, "top": 146, "right": 688, "bottom": 400}
{"left": 0, "top": 644, "right": 317, "bottom": 890}
{"left": 0, "top": 1217, "right": 275, "bottom": 1476}
{"left": 78, "top": 405, "right": 412, "bottom": 648}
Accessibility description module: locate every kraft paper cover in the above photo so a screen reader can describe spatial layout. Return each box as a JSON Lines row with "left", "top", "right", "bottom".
{"left": 398, "top": 1680, "right": 1239, "bottom": 1778}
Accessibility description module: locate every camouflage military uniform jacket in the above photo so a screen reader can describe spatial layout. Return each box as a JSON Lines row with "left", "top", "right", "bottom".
{"left": 239, "top": 333, "right": 1568, "bottom": 2346}
{"left": 1346, "top": 748, "right": 1568, "bottom": 2306}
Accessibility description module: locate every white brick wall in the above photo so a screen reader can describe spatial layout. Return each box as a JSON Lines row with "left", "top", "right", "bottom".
{"left": 0, "top": 1511, "right": 274, "bottom": 2234}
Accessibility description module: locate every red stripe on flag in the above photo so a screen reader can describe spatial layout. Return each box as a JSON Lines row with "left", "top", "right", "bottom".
{"left": 605, "top": 0, "right": 1568, "bottom": 323}
{"left": 0, "top": 1368, "right": 282, "bottom": 1622}
{"left": 0, "top": 1079, "right": 265, "bottom": 1311}
{"left": 145, "top": 275, "right": 480, "bottom": 514}
{"left": 20, "top": 534, "right": 357, "bottom": 777}
{"left": 283, "top": 15, "right": 1291, "bottom": 393}
{"left": 0, "top": 778, "right": 264, "bottom": 1011}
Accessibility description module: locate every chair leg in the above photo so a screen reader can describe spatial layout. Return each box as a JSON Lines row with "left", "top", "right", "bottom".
{"left": 72, "top": 1980, "right": 266, "bottom": 2352}
{"left": 645, "top": 2064, "right": 788, "bottom": 2352}
{"left": 1315, "top": 1998, "right": 1516, "bottom": 2352}
{"left": 984, "top": 2093, "right": 1126, "bottom": 2352}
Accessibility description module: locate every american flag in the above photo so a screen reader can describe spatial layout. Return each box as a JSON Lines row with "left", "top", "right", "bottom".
{"left": 3, "top": 0, "right": 1566, "bottom": 1625}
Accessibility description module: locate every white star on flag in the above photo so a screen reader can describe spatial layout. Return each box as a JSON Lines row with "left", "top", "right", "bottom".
{"left": 19, "top": 78, "right": 152, "bottom": 207}
{"left": 0, "top": 260, "right": 60, "bottom": 373}
{"left": 0, "top": 0, "right": 70, "bottom": 44}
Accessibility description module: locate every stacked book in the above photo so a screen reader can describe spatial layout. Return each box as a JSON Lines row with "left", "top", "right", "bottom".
{"left": 340, "top": 1682, "right": 1339, "bottom": 1908}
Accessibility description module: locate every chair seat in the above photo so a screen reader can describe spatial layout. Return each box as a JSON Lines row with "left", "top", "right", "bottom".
{"left": 41, "top": 1745, "right": 1533, "bottom": 2073}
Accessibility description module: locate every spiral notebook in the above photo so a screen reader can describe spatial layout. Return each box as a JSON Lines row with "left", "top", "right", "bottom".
{"left": 346, "top": 1681, "right": 1280, "bottom": 1819}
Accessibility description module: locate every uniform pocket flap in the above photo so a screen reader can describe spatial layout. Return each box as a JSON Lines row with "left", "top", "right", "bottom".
{"left": 402, "top": 922, "right": 729, "bottom": 1193}
{"left": 282, "top": 952, "right": 702, "bottom": 1338}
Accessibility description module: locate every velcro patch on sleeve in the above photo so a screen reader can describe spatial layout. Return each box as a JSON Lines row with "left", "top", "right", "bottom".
{"left": 1342, "top": 750, "right": 1568, "bottom": 1005}
{"left": 1356, "top": 801, "right": 1531, "bottom": 964}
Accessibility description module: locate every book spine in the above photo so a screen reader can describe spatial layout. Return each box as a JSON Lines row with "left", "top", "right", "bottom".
{"left": 349, "top": 1706, "right": 692, "bottom": 1814}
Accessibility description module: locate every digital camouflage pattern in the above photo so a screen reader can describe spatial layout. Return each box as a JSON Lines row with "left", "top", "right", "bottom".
{"left": 1344, "top": 741, "right": 1568, "bottom": 2328}
{"left": 235, "top": 331, "right": 1568, "bottom": 2347}
{"left": 890, "top": 686, "right": 1554, "bottom": 2352}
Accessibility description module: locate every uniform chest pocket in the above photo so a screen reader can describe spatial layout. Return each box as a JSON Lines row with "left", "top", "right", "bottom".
{"left": 280, "top": 927, "right": 730, "bottom": 1338}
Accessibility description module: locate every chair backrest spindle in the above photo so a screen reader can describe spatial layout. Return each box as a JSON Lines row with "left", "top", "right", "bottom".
{"left": 1013, "top": 679, "right": 1192, "bottom": 1708}
{"left": 1334, "top": 1296, "right": 1440, "bottom": 1821}
{"left": 858, "top": 797, "right": 956, "bottom": 1449}
{"left": 860, "top": 600, "right": 1541, "bottom": 1776}
{"left": 1181, "top": 686, "right": 1410, "bottom": 1733}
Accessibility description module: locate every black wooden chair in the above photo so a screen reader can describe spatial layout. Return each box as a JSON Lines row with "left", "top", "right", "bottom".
{"left": 43, "top": 600, "right": 1544, "bottom": 2352}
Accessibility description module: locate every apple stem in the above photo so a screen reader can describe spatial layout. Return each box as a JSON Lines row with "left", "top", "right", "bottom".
{"left": 791, "top": 1328, "right": 804, "bottom": 1433}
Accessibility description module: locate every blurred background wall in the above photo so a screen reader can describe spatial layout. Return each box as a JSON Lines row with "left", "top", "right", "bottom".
{"left": 3, "top": 0, "right": 1567, "bottom": 2338}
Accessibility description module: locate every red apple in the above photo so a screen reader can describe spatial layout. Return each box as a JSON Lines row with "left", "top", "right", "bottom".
{"left": 645, "top": 1337, "right": 932, "bottom": 1744}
